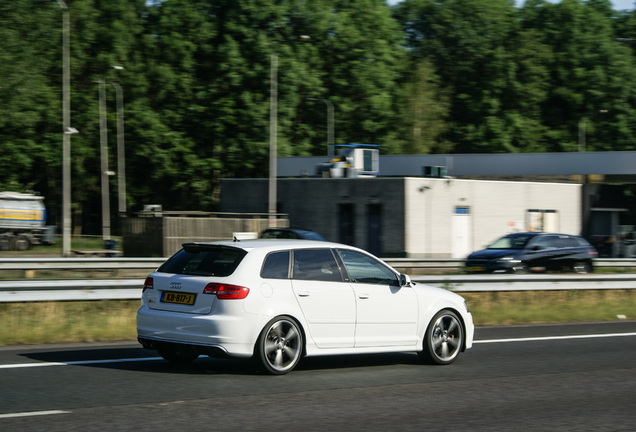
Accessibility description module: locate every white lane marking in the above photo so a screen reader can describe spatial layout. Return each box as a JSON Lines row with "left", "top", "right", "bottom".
{"left": 475, "top": 332, "right": 636, "bottom": 344}
{"left": 0, "top": 410, "right": 71, "bottom": 419}
{"left": 1, "top": 332, "right": 635, "bottom": 369}
{"left": 0, "top": 356, "right": 163, "bottom": 370}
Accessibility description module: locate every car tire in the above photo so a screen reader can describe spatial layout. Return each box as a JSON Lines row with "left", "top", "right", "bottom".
{"left": 419, "top": 310, "right": 464, "bottom": 365}
{"left": 156, "top": 344, "right": 199, "bottom": 364}
{"left": 0, "top": 235, "right": 10, "bottom": 251}
{"left": 512, "top": 263, "right": 529, "bottom": 274}
{"left": 572, "top": 261, "right": 592, "bottom": 274}
{"left": 14, "top": 235, "right": 31, "bottom": 251}
{"left": 255, "top": 316, "right": 304, "bottom": 375}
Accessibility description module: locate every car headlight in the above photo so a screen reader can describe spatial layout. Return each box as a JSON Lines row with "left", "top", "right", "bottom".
{"left": 497, "top": 256, "right": 520, "bottom": 263}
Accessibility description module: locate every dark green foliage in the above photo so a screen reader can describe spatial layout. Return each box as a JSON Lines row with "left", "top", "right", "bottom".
{"left": 2, "top": 0, "right": 636, "bottom": 233}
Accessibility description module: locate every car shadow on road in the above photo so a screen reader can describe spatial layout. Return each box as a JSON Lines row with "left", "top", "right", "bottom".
{"left": 22, "top": 347, "right": 424, "bottom": 375}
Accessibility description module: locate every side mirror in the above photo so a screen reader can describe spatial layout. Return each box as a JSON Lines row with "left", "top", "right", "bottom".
{"left": 399, "top": 274, "right": 413, "bottom": 287}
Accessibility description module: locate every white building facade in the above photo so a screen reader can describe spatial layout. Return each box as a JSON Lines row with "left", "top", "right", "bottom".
{"left": 220, "top": 177, "right": 582, "bottom": 258}
{"left": 403, "top": 178, "right": 581, "bottom": 258}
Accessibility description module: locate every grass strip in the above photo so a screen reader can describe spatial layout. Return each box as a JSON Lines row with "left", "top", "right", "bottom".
{"left": 0, "top": 300, "right": 138, "bottom": 346}
{"left": 461, "top": 289, "right": 636, "bottom": 326}
{"left": 0, "top": 290, "right": 634, "bottom": 346}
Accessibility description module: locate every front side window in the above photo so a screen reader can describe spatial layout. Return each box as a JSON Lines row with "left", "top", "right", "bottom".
{"left": 489, "top": 234, "right": 534, "bottom": 250}
{"left": 337, "top": 249, "right": 398, "bottom": 285}
{"left": 292, "top": 249, "right": 342, "bottom": 282}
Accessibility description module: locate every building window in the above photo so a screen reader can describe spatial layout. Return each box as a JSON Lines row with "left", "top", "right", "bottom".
{"left": 527, "top": 209, "right": 558, "bottom": 232}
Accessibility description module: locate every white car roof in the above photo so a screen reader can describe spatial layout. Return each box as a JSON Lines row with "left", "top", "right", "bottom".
{"left": 184, "top": 239, "right": 352, "bottom": 253}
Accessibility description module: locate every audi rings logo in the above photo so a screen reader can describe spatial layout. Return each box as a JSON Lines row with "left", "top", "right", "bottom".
{"left": 169, "top": 282, "right": 182, "bottom": 290}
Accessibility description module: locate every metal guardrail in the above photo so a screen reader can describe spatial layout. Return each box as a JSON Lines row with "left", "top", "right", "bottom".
{"left": 411, "top": 274, "right": 636, "bottom": 292}
{"left": 1, "top": 274, "right": 635, "bottom": 303}
{"left": 383, "top": 257, "right": 636, "bottom": 270}
{"left": 1, "top": 257, "right": 635, "bottom": 272}
{"left": 0, "top": 279, "right": 142, "bottom": 302}
{"left": 0, "top": 257, "right": 166, "bottom": 271}
{"left": 1, "top": 257, "right": 636, "bottom": 302}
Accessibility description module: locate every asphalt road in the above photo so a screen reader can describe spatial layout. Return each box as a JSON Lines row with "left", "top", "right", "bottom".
{"left": 1, "top": 321, "right": 635, "bottom": 431}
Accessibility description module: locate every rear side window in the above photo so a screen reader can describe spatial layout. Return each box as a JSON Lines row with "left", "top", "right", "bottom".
{"left": 158, "top": 245, "right": 246, "bottom": 276}
{"left": 261, "top": 251, "right": 290, "bottom": 279}
{"left": 556, "top": 236, "right": 580, "bottom": 248}
{"left": 574, "top": 236, "right": 592, "bottom": 247}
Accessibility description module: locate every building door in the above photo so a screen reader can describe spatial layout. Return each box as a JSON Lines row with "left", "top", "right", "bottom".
{"left": 367, "top": 204, "right": 382, "bottom": 256}
{"left": 339, "top": 204, "right": 355, "bottom": 246}
{"left": 452, "top": 206, "right": 472, "bottom": 258}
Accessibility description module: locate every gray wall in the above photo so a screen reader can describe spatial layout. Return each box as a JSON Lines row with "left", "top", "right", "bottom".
{"left": 123, "top": 216, "right": 277, "bottom": 257}
{"left": 220, "top": 178, "right": 406, "bottom": 256}
{"left": 278, "top": 151, "right": 636, "bottom": 178}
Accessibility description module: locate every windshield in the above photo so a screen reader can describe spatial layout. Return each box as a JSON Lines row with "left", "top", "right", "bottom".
{"left": 487, "top": 234, "right": 535, "bottom": 250}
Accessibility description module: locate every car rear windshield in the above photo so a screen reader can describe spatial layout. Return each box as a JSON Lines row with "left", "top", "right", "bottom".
{"left": 157, "top": 244, "right": 247, "bottom": 276}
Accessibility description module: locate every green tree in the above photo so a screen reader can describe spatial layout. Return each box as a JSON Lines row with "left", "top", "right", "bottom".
{"left": 0, "top": 1, "right": 70, "bottom": 225}
{"left": 313, "top": 0, "right": 407, "bottom": 154}
{"left": 397, "top": 0, "right": 529, "bottom": 153}
{"left": 527, "top": 0, "right": 636, "bottom": 151}
{"left": 399, "top": 59, "right": 451, "bottom": 154}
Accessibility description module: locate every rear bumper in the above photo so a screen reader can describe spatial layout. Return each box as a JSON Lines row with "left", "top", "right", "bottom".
{"left": 136, "top": 306, "right": 258, "bottom": 358}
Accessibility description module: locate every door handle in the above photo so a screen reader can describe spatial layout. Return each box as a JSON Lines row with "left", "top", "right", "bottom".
{"left": 298, "top": 291, "right": 310, "bottom": 297}
{"left": 358, "top": 293, "right": 369, "bottom": 299}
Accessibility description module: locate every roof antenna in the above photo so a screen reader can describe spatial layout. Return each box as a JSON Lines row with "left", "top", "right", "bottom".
{"left": 233, "top": 236, "right": 240, "bottom": 242}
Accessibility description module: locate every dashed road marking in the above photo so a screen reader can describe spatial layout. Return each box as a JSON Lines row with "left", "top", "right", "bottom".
{"left": 0, "top": 410, "right": 71, "bottom": 419}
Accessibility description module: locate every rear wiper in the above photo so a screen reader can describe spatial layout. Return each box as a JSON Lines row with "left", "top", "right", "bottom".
{"left": 181, "top": 269, "right": 213, "bottom": 276}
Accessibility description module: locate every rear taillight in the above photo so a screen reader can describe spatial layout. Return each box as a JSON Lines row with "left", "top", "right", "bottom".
{"left": 203, "top": 283, "right": 250, "bottom": 299}
{"left": 588, "top": 248, "right": 598, "bottom": 258}
{"left": 143, "top": 277, "right": 154, "bottom": 292}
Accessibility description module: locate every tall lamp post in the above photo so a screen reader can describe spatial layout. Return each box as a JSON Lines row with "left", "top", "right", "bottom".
{"left": 95, "top": 66, "right": 126, "bottom": 242}
{"left": 268, "top": 35, "right": 311, "bottom": 227}
{"left": 268, "top": 53, "right": 278, "bottom": 228}
{"left": 110, "top": 66, "right": 126, "bottom": 216}
{"left": 45, "top": 0, "right": 74, "bottom": 257}
{"left": 96, "top": 79, "right": 111, "bottom": 241}
{"left": 307, "top": 98, "right": 334, "bottom": 156}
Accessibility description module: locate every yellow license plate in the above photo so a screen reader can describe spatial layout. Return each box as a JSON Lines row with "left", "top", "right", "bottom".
{"left": 161, "top": 291, "right": 196, "bottom": 305}
{"left": 470, "top": 266, "right": 486, "bottom": 272}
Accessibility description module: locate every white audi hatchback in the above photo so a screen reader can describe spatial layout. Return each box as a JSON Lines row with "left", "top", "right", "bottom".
{"left": 137, "top": 239, "right": 474, "bottom": 374}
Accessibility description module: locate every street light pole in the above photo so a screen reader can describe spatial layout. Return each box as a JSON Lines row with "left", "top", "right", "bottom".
{"left": 108, "top": 77, "right": 126, "bottom": 216}
{"left": 96, "top": 80, "right": 111, "bottom": 241}
{"left": 57, "top": 0, "right": 73, "bottom": 257}
{"left": 268, "top": 53, "right": 278, "bottom": 228}
{"left": 307, "top": 98, "right": 335, "bottom": 156}
{"left": 268, "top": 36, "right": 310, "bottom": 228}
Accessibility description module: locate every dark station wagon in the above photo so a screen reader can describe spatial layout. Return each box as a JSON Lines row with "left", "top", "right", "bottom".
{"left": 465, "top": 232, "right": 598, "bottom": 274}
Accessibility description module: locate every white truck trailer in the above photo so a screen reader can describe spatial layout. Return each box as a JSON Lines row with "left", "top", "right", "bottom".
{"left": 0, "top": 192, "right": 52, "bottom": 251}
